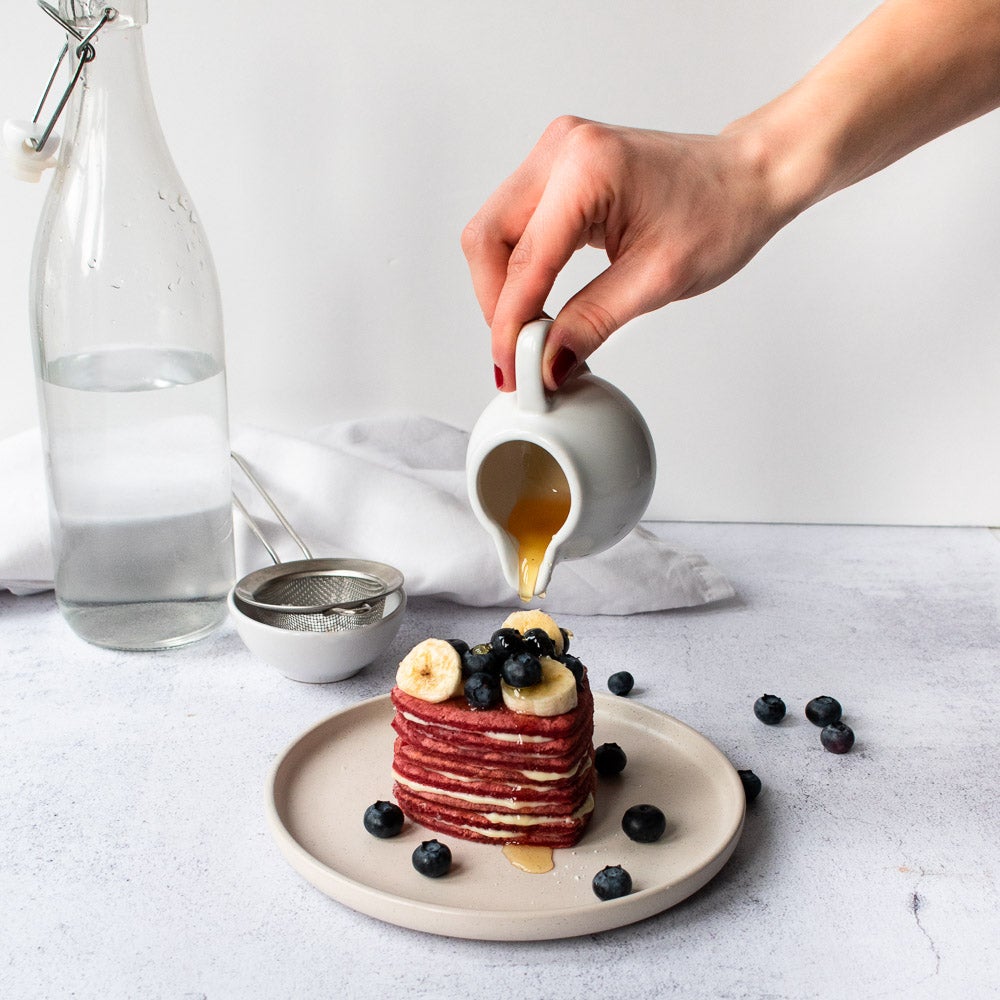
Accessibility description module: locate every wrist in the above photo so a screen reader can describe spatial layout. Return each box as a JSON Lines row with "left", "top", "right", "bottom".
{"left": 721, "top": 95, "right": 838, "bottom": 229}
{"left": 722, "top": 0, "right": 1000, "bottom": 227}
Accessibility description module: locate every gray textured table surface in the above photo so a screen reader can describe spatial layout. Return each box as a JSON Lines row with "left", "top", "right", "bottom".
{"left": 2, "top": 522, "right": 998, "bottom": 1000}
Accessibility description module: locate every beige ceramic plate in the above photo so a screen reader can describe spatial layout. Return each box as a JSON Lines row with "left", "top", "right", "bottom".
{"left": 266, "top": 693, "right": 745, "bottom": 940}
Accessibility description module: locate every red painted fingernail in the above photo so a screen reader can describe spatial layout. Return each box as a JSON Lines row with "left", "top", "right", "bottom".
{"left": 494, "top": 364, "right": 504, "bottom": 389}
{"left": 551, "top": 346, "right": 578, "bottom": 388}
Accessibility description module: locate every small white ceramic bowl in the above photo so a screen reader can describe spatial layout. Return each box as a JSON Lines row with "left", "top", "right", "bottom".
{"left": 228, "top": 586, "right": 407, "bottom": 683}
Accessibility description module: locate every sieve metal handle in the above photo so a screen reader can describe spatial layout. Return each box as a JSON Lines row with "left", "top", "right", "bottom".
{"left": 231, "top": 452, "right": 313, "bottom": 561}
{"left": 231, "top": 493, "right": 281, "bottom": 565}
{"left": 230, "top": 454, "right": 404, "bottom": 622}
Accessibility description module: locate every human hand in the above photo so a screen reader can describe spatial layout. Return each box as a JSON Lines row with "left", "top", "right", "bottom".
{"left": 461, "top": 115, "right": 797, "bottom": 391}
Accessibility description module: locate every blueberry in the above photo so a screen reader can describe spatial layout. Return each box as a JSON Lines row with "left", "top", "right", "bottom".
{"left": 502, "top": 651, "right": 542, "bottom": 688}
{"left": 559, "top": 628, "right": 571, "bottom": 653}
{"left": 560, "top": 653, "right": 585, "bottom": 688}
{"left": 754, "top": 694, "right": 786, "bottom": 725}
{"left": 363, "top": 800, "right": 404, "bottom": 839}
{"left": 462, "top": 643, "right": 501, "bottom": 677}
{"left": 465, "top": 670, "right": 500, "bottom": 710}
{"left": 594, "top": 742, "right": 627, "bottom": 776}
{"left": 737, "top": 769, "right": 762, "bottom": 803}
{"left": 490, "top": 628, "right": 525, "bottom": 659}
{"left": 412, "top": 839, "right": 452, "bottom": 877}
{"left": 622, "top": 803, "right": 667, "bottom": 843}
{"left": 446, "top": 639, "right": 470, "bottom": 658}
{"left": 592, "top": 864, "right": 632, "bottom": 901}
{"left": 608, "top": 671, "right": 634, "bottom": 697}
{"left": 522, "top": 627, "right": 556, "bottom": 658}
{"left": 821, "top": 721, "right": 855, "bottom": 754}
{"left": 806, "top": 695, "right": 843, "bottom": 727}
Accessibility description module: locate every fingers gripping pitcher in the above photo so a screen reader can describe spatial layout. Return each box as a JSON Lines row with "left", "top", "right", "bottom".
{"left": 13, "top": 2, "right": 234, "bottom": 649}
{"left": 467, "top": 320, "right": 656, "bottom": 601}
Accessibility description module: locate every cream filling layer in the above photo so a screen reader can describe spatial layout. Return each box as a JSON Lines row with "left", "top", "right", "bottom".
{"left": 393, "top": 771, "right": 592, "bottom": 814}
{"left": 401, "top": 711, "right": 553, "bottom": 745}
{"left": 454, "top": 794, "right": 596, "bottom": 835}
{"left": 432, "top": 755, "right": 590, "bottom": 787}
{"left": 393, "top": 770, "right": 549, "bottom": 809}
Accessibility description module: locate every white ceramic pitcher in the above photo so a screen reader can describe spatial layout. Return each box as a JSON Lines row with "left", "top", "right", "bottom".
{"left": 467, "top": 319, "right": 656, "bottom": 600}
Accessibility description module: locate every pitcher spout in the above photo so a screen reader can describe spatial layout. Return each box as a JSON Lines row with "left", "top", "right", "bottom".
{"left": 485, "top": 519, "right": 561, "bottom": 602}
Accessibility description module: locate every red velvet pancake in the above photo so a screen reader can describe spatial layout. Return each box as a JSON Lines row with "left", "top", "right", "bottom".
{"left": 392, "top": 684, "right": 592, "bottom": 739}
{"left": 392, "top": 736, "right": 593, "bottom": 786}
{"left": 392, "top": 745, "right": 594, "bottom": 809}
{"left": 393, "top": 779, "right": 595, "bottom": 848}
{"left": 390, "top": 669, "right": 595, "bottom": 847}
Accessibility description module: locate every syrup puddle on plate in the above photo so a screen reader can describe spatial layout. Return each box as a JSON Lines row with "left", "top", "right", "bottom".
{"left": 502, "top": 844, "right": 554, "bottom": 874}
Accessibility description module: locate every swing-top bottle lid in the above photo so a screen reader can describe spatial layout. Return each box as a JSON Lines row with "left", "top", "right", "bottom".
{"left": 2, "top": 120, "right": 59, "bottom": 182}
{"left": 3, "top": 1, "right": 150, "bottom": 181}
{"left": 59, "top": 1, "right": 148, "bottom": 28}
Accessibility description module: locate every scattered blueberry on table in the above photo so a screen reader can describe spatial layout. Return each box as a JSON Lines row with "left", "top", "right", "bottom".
{"left": 608, "top": 671, "right": 635, "bottom": 696}
{"left": 592, "top": 864, "right": 633, "bottom": 901}
{"left": 805, "top": 695, "right": 843, "bottom": 726}
{"left": 737, "top": 769, "right": 762, "bottom": 802}
{"left": 363, "top": 800, "right": 405, "bottom": 839}
{"left": 412, "top": 839, "right": 452, "bottom": 877}
{"left": 594, "top": 742, "right": 628, "bottom": 776}
{"left": 754, "top": 693, "right": 786, "bottom": 725}
{"left": 821, "top": 721, "right": 855, "bottom": 754}
{"left": 622, "top": 804, "right": 667, "bottom": 843}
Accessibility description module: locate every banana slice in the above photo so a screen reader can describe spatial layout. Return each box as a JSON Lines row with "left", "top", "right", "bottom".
{"left": 500, "top": 609, "right": 565, "bottom": 656}
{"left": 396, "top": 639, "right": 463, "bottom": 703}
{"left": 501, "top": 656, "right": 578, "bottom": 716}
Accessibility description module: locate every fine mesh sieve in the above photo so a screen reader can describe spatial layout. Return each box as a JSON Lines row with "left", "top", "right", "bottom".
{"left": 231, "top": 453, "right": 404, "bottom": 633}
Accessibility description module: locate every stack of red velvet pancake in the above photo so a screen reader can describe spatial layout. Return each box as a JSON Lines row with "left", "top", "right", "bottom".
{"left": 390, "top": 678, "right": 596, "bottom": 847}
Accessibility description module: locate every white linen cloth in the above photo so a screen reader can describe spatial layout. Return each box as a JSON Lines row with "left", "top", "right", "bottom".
{"left": 0, "top": 417, "right": 734, "bottom": 614}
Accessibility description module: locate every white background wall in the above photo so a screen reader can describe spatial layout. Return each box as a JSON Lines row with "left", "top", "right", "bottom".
{"left": 2, "top": 1, "right": 999, "bottom": 525}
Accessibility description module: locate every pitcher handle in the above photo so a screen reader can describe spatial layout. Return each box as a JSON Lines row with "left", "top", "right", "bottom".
{"left": 514, "top": 318, "right": 552, "bottom": 415}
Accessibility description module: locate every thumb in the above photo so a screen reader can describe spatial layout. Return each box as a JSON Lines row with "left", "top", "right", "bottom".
{"left": 541, "top": 254, "right": 677, "bottom": 390}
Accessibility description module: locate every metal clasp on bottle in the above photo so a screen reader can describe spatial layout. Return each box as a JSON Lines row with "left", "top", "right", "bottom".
{"left": 28, "top": 3, "right": 118, "bottom": 153}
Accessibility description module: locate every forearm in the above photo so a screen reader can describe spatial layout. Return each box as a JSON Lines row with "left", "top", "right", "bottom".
{"left": 728, "top": 0, "right": 1000, "bottom": 219}
{"left": 465, "top": 0, "right": 1000, "bottom": 388}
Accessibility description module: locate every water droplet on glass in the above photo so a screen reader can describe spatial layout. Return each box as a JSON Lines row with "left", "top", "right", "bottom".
{"left": 111, "top": 279, "right": 123, "bottom": 289}
{"left": 177, "top": 194, "right": 191, "bottom": 211}
{"left": 87, "top": 257, "right": 97, "bottom": 269}
{"left": 189, "top": 211, "right": 198, "bottom": 224}
{"left": 157, "top": 189, "right": 167, "bottom": 200}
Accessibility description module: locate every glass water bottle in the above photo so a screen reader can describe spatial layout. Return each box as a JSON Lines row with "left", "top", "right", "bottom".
{"left": 29, "top": 0, "right": 234, "bottom": 650}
